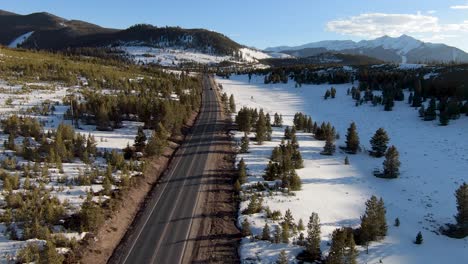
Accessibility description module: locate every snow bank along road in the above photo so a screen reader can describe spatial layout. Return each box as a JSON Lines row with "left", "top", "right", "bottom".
{"left": 111, "top": 75, "right": 222, "bottom": 264}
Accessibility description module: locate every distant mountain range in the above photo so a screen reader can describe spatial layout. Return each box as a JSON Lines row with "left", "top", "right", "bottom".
{"left": 2, "top": 9, "right": 468, "bottom": 65}
{"left": 266, "top": 35, "right": 468, "bottom": 64}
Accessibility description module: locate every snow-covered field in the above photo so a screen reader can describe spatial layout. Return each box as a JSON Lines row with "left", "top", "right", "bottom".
{"left": 218, "top": 74, "right": 468, "bottom": 264}
{"left": 120, "top": 46, "right": 271, "bottom": 67}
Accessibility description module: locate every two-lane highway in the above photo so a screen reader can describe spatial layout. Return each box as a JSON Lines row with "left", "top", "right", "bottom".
{"left": 111, "top": 75, "right": 222, "bottom": 264}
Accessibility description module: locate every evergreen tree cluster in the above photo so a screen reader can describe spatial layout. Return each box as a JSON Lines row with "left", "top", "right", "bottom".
{"left": 235, "top": 107, "right": 272, "bottom": 144}
{"left": 356, "top": 67, "right": 468, "bottom": 119}
{"left": 2, "top": 120, "right": 98, "bottom": 164}
{"left": 355, "top": 196, "right": 387, "bottom": 249}
{"left": 273, "top": 112, "right": 284, "bottom": 127}
{"left": 17, "top": 240, "right": 65, "bottom": 264}
{"left": 64, "top": 71, "right": 202, "bottom": 135}
{"left": 246, "top": 66, "right": 352, "bottom": 86}
{"left": 324, "top": 87, "right": 337, "bottom": 99}
{"left": 443, "top": 183, "right": 468, "bottom": 238}
{"left": 144, "top": 123, "right": 170, "bottom": 157}
{"left": 292, "top": 68, "right": 352, "bottom": 85}
{"left": 327, "top": 228, "right": 358, "bottom": 264}
{"left": 293, "top": 112, "right": 313, "bottom": 132}
{"left": 264, "top": 139, "right": 303, "bottom": 191}
{"left": 264, "top": 69, "right": 288, "bottom": 84}
{"left": 313, "top": 122, "right": 337, "bottom": 141}
{"left": 243, "top": 194, "right": 263, "bottom": 215}
{"left": 1, "top": 185, "right": 66, "bottom": 241}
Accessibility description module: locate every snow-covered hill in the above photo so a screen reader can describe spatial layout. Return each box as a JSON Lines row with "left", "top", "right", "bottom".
{"left": 121, "top": 46, "right": 272, "bottom": 67}
{"left": 267, "top": 35, "right": 468, "bottom": 63}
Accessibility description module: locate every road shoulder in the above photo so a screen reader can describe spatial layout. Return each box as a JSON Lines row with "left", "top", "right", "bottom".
{"left": 187, "top": 77, "right": 241, "bottom": 263}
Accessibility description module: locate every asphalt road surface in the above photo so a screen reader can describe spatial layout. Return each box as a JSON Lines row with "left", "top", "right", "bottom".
{"left": 114, "top": 75, "right": 222, "bottom": 264}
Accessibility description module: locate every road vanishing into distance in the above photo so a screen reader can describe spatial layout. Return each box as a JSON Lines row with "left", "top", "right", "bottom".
{"left": 112, "top": 75, "right": 222, "bottom": 264}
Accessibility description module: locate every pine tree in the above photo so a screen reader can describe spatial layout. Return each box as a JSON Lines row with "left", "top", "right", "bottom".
{"left": 102, "top": 175, "right": 112, "bottom": 195}
{"left": 447, "top": 98, "right": 461, "bottom": 119}
{"left": 281, "top": 223, "right": 290, "bottom": 243}
{"left": 96, "top": 104, "right": 111, "bottom": 131}
{"left": 286, "top": 169, "right": 302, "bottom": 191}
{"left": 413, "top": 79, "right": 422, "bottom": 107}
{"left": 306, "top": 117, "right": 313, "bottom": 133}
{"left": 345, "top": 122, "right": 360, "bottom": 154}
{"left": 414, "top": 231, "right": 423, "bottom": 244}
{"left": 345, "top": 232, "right": 358, "bottom": 264}
{"left": 244, "top": 194, "right": 263, "bottom": 214}
{"left": 276, "top": 250, "right": 288, "bottom": 264}
{"left": 419, "top": 105, "right": 425, "bottom": 118}
{"left": 360, "top": 196, "right": 387, "bottom": 244}
{"left": 273, "top": 112, "right": 283, "bottom": 127}
{"left": 255, "top": 109, "right": 267, "bottom": 144}
{"left": 376, "top": 197, "right": 388, "bottom": 237}
{"left": 134, "top": 126, "right": 147, "bottom": 151}
{"left": 39, "top": 241, "right": 64, "bottom": 264}
{"left": 241, "top": 218, "right": 251, "bottom": 237}
{"left": 383, "top": 145, "right": 400, "bottom": 178}
{"left": 234, "top": 179, "right": 241, "bottom": 192}
{"left": 370, "top": 128, "right": 389, "bottom": 157}
{"left": 408, "top": 92, "right": 414, "bottom": 105}
{"left": 297, "top": 232, "right": 305, "bottom": 246}
{"left": 229, "top": 94, "right": 236, "bottom": 113}
{"left": 283, "top": 209, "right": 295, "bottom": 228}
{"left": 424, "top": 98, "right": 437, "bottom": 121}
{"left": 262, "top": 223, "right": 271, "bottom": 240}
{"left": 297, "top": 218, "right": 305, "bottom": 231}
{"left": 384, "top": 97, "right": 394, "bottom": 111}
{"left": 344, "top": 156, "right": 350, "bottom": 165}
{"left": 266, "top": 113, "right": 273, "bottom": 141}
{"left": 455, "top": 183, "right": 468, "bottom": 233}
{"left": 274, "top": 226, "right": 282, "bottom": 243}
{"left": 236, "top": 107, "right": 253, "bottom": 133}
{"left": 79, "top": 192, "right": 104, "bottom": 232}
{"left": 145, "top": 123, "right": 169, "bottom": 157}
{"left": 305, "top": 212, "right": 321, "bottom": 261}
{"left": 331, "top": 87, "right": 337, "bottom": 98}
{"left": 327, "top": 228, "right": 346, "bottom": 264}
{"left": 322, "top": 137, "right": 336, "bottom": 155}
{"left": 240, "top": 133, "right": 250, "bottom": 153}
{"left": 238, "top": 158, "right": 247, "bottom": 184}
{"left": 284, "top": 126, "right": 291, "bottom": 139}
{"left": 439, "top": 110, "right": 449, "bottom": 126}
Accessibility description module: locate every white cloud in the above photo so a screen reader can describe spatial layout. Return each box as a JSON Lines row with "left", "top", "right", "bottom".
{"left": 450, "top": 5, "right": 468, "bottom": 9}
{"left": 326, "top": 13, "right": 441, "bottom": 38}
{"left": 427, "top": 10, "right": 437, "bottom": 14}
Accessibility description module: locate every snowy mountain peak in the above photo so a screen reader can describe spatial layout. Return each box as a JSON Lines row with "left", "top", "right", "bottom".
{"left": 266, "top": 35, "right": 468, "bottom": 63}
{"left": 358, "top": 34, "right": 423, "bottom": 54}
{"left": 267, "top": 35, "right": 426, "bottom": 55}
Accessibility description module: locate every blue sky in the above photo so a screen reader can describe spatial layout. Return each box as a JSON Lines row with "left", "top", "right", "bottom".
{"left": 2, "top": 0, "right": 468, "bottom": 51}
